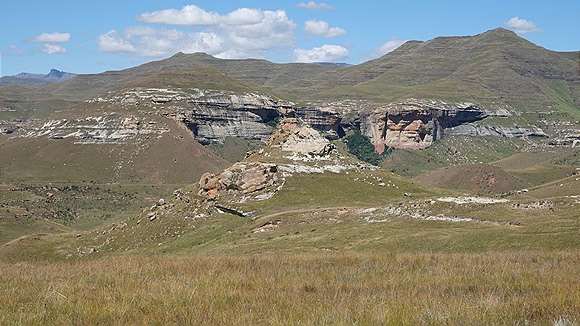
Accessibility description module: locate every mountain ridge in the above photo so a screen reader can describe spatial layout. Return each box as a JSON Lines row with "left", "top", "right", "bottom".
{"left": 10, "top": 69, "right": 76, "bottom": 83}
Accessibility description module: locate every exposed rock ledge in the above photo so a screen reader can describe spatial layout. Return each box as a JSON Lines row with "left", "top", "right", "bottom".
{"left": 358, "top": 99, "right": 551, "bottom": 151}
{"left": 361, "top": 99, "right": 488, "bottom": 151}
{"left": 108, "top": 87, "right": 344, "bottom": 145}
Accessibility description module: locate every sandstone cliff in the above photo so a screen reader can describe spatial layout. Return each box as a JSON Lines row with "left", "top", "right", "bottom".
{"left": 108, "top": 87, "right": 343, "bottom": 145}
{"left": 360, "top": 99, "right": 488, "bottom": 151}
{"left": 358, "top": 99, "right": 551, "bottom": 151}
{"left": 14, "top": 86, "right": 556, "bottom": 153}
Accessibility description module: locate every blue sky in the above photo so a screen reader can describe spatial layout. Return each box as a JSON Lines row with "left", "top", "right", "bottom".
{"left": 1, "top": 0, "right": 578, "bottom": 76}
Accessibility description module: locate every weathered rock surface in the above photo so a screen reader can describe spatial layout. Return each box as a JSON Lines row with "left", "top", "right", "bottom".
{"left": 273, "top": 118, "right": 336, "bottom": 156}
{"left": 17, "top": 115, "right": 169, "bottom": 144}
{"left": 104, "top": 87, "right": 345, "bottom": 145}
{"left": 13, "top": 85, "right": 562, "bottom": 152}
{"left": 361, "top": 99, "right": 488, "bottom": 151}
{"left": 444, "top": 123, "right": 548, "bottom": 138}
{"left": 292, "top": 107, "right": 343, "bottom": 140}
{"left": 199, "top": 162, "right": 280, "bottom": 199}
{"left": 199, "top": 119, "right": 365, "bottom": 200}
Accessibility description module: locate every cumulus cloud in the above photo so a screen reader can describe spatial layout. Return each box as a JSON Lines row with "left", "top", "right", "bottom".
{"left": 42, "top": 44, "right": 67, "bottom": 54}
{"left": 372, "top": 38, "right": 407, "bottom": 58}
{"left": 294, "top": 44, "right": 348, "bottom": 63}
{"left": 99, "top": 7, "right": 296, "bottom": 59}
{"left": 97, "top": 30, "right": 136, "bottom": 53}
{"left": 136, "top": 5, "right": 220, "bottom": 25}
{"left": 304, "top": 20, "right": 346, "bottom": 38}
{"left": 28, "top": 32, "right": 70, "bottom": 43}
{"left": 504, "top": 17, "right": 542, "bottom": 34}
{"left": 296, "top": 1, "right": 334, "bottom": 11}
{"left": 223, "top": 8, "right": 265, "bottom": 25}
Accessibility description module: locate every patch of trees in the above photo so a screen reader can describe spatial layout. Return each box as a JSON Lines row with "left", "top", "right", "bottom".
{"left": 344, "top": 128, "right": 392, "bottom": 165}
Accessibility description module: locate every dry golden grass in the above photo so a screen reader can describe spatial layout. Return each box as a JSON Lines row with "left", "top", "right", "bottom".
{"left": 1, "top": 251, "right": 578, "bottom": 325}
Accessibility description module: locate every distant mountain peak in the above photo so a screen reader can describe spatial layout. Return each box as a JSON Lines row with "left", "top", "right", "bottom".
{"left": 12, "top": 69, "right": 76, "bottom": 83}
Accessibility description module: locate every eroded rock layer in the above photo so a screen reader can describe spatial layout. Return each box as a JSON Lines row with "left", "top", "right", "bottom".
{"left": 361, "top": 99, "right": 488, "bottom": 151}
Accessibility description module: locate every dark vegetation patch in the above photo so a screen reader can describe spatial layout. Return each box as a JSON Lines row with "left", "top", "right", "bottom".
{"left": 344, "top": 128, "right": 392, "bottom": 165}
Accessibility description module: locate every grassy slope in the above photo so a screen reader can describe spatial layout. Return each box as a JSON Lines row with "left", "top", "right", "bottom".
{"left": 381, "top": 136, "right": 523, "bottom": 178}
{"left": 298, "top": 29, "right": 580, "bottom": 112}
{"left": 414, "top": 163, "right": 529, "bottom": 195}
{"left": 0, "top": 116, "right": 229, "bottom": 184}
{"left": 491, "top": 152, "right": 578, "bottom": 186}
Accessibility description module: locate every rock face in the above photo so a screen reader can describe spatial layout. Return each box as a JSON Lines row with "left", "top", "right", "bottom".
{"left": 361, "top": 99, "right": 488, "bottom": 151}
{"left": 271, "top": 118, "right": 336, "bottom": 156}
{"left": 444, "top": 124, "right": 548, "bottom": 138}
{"left": 199, "top": 162, "right": 279, "bottom": 199}
{"left": 107, "top": 87, "right": 343, "bottom": 145}
{"left": 176, "top": 93, "right": 287, "bottom": 145}
{"left": 17, "top": 115, "right": 169, "bottom": 144}
{"left": 292, "top": 107, "right": 343, "bottom": 140}
{"left": 198, "top": 119, "right": 361, "bottom": 201}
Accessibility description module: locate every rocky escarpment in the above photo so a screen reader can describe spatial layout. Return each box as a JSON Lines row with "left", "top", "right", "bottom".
{"left": 444, "top": 124, "right": 548, "bottom": 139}
{"left": 359, "top": 99, "right": 552, "bottom": 151}
{"left": 361, "top": 99, "right": 489, "bottom": 151}
{"left": 98, "top": 87, "right": 344, "bottom": 146}
{"left": 17, "top": 85, "right": 560, "bottom": 152}
{"left": 16, "top": 115, "right": 169, "bottom": 144}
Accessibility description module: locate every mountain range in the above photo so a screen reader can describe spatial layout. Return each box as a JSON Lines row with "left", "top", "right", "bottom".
{"left": 0, "top": 69, "right": 77, "bottom": 86}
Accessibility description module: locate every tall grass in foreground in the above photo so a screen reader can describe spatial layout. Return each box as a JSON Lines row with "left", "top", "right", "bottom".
{"left": 1, "top": 251, "right": 578, "bottom": 325}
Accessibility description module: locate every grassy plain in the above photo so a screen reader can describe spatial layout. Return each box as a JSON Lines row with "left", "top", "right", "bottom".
{"left": 1, "top": 252, "right": 578, "bottom": 325}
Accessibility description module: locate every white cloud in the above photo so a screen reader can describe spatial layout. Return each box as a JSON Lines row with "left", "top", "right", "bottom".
{"left": 294, "top": 44, "right": 349, "bottom": 63}
{"left": 99, "top": 7, "right": 296, "bottom": 59}
{"left": 97, "top": 30, "right": 136, "bottom": 53}
{"left": 372, "top": 38, "right": 407, "bottom": 58}
{"left": 296, "top": 1, "right": 334, "bottom": 11}
{"left": 42, "top": 44, "right": 67, "bottom": 54}
{"left": 504, "top": 17, "right": 542, "bottom": 34}
{"left": 136, "top": 5, "right": 220, "bottom": 26}
{"left": 304, "top": 20, "right": 346, "bottom": 38}
{"left": 223, "top": 8, "right": 265, "bottom": 25}
{"left": 28, "top": 32, "right": 70, "bottom": 43}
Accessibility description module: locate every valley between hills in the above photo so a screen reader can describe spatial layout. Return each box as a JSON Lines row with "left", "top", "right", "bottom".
{"left": 0, "top": 28, "right": 579, "bottom": 324}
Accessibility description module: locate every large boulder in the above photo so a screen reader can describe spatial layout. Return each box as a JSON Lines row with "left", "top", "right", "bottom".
{"left": 270, "top": 118, "right": 335, "bottom": 157}
{"left": 199, "top": 162, "right": 279, "bottom": 198}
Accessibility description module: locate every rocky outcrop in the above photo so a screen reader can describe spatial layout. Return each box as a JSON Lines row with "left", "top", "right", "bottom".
{"left": 17, "top": 115, "right": 169, "bottom": 144}
{"left": 1, "top": 123, "right": 19, "bottom": 135}
{"left": 269, "top": 118, "right": 336, "bottom": 157}
{"left": 361, "top": 99, "right": 489, "bottom": 151}
{"left": 199, "top": 162, "right": 280, "bottom": 199}
{"left": 199, "top": 119, "right": 368, "bottom": 201}
{"left": 180, "top": 98, "right": 345, "bottom": 145}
